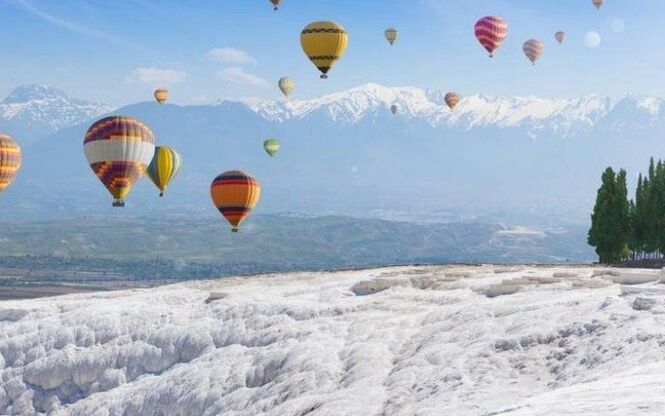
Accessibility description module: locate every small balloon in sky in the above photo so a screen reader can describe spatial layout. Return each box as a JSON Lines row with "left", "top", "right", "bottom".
{"left": 611, "top": 18, "right": 625, "bottom": 33}
{"left": 584, "top": 31, "right": 602, "bottom": 48}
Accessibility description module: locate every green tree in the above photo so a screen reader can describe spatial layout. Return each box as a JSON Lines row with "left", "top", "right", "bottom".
{"left": 588, "top": 167, "right": 631, "bottom": 263}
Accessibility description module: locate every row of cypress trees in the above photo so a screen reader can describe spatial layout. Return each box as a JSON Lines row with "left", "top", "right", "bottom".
{"left": 588, "top": 158, "right": 665, "bottom": 263}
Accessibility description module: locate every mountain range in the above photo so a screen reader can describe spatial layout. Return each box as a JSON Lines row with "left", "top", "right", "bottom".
{"left": 2, "top": 83, "right": 664, "bottom": 225}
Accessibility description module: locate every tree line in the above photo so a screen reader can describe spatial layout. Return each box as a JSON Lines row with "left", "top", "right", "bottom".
{"left": 588, "top": 158, "right": 665, "bottom": 263}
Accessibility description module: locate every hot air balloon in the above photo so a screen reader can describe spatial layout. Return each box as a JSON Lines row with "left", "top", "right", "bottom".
{"left": 445, "top": 93, "right": 461, "bottom": 111}
{"left": 278, "top": 77, "right": 295, "bottom": 98}
{"left": 591, "top": 0, "right": 604, "bottom": 10}
{"left": 146, "top": 146, "right": 182, "bottom": 197}
{"left": 84, "top": 116, "right": 155, "bottom": 207}
{"left": 0, "top": 134, "right": 21, "bottom": 195}
{"left": 301, "top": 21, "right": 348, "bottom": 79}
{"left": 264, "top": 139, "right": 280, "bottom": 157}
{"left": 210, "top": 170, "right": 261, "bottom": 233}
{"left": 555, "top": 31, "right": 566, "bottom": 45}
{"left": 154, "top": 89, "right": 168, "bottom": 104}
{"left": 475, "top": 16, "right": 508, "bottom": 57}
{"left": 269, "top": 0, "right": 281, "bottom": 11}
{"left": 523, "top": 39, "right": 544, "bottom": 65}
{"left": 390, "top": 104, "right": 398, "bottom": 115}
{"left": 385, "top": 28, "right": 398, "bottom": 45}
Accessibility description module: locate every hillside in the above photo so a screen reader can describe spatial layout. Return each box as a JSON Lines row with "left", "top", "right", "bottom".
{"left": 2, "top": 265, "right": 664, "bottom": 415}
{"left": 0, "top": 215, "right": 594, "bottom": 284}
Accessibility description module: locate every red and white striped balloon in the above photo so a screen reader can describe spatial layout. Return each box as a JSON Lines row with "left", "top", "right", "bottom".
{"left": 474, "top": 16, "right": 508, "bottom": 57}
{"left": 523, "top": 39, "right": 544, "bottom": 65}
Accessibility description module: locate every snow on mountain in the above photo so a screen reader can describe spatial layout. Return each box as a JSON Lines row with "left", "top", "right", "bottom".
{"left": 252, "top": 83, "right": 663, "bottom": 137}
{"left": 2, "top": 265, "right": 665, "bottom": 415}
{"left": 0, "top": 85, "right": 112, "bottom": 144}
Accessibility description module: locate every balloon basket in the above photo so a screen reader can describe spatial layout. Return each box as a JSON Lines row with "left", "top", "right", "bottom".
{"left": 112, "top": 200, "right": 125, "bottom": 208}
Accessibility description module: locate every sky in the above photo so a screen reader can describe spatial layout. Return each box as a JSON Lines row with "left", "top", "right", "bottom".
{"left": 0, "top": 0, "right": 661, "bottom": 106}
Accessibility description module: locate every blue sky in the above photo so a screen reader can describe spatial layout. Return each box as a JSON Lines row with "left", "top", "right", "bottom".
{"left": 0, "top": 0, "right": 661, "bottom": 106}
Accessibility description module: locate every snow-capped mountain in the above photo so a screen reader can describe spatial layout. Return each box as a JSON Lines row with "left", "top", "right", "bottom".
{"left": 2, "top": 265, "right": 664, "bottom": 415}
{"left": 253, "top": 83, "right": 663, "bottom": 138}
{"left": 0, "top": 85, "right": 112, "bottom": 144}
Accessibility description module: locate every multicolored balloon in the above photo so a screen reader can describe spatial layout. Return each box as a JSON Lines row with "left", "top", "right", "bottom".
{"left": 523, "top": 39, "right": 544, "bottom": 65}
{"left": 146, "top": 146, "right": 182, "bottom": 197}
{"left": 269, "top": 0, "right": 282, "bottom": 11}
{"left": 154, "top": 89, "right": 168, "bottom": 104}
{"left": 445, "top": 92, "right": 461, "bottom": 111}
{"left": 474, "top": 16, "right": 508, "bottom": 57}
{"left": 591, "top": 0, "right": 604, "bottom": 10}
{"left": 0, "top": 134, "right": 21, "bottom": 195}
{"left": 385, "top": 28, "right": 398, "bottom": 45}
{"left": 301, "top": 21, "right": 348, "bottom": 79}
{"left": 555, "top": 31, "right": 566, "bottom": 45}
{"left": 84, "top": 116, "right": 155, "bottom": 207}
{"left": 210, "top": 170, "right": 261, "bottom": 233}
{"left": 263, "top": 139, "right": 280, "bottom": 157}
{"left": 390, "top": 104, "right": 398, "bottom": 115}
{"left": 278, "top": 77, "right": 295, "bottom": 98}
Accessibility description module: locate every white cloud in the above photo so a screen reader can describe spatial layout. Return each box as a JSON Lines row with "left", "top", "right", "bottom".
{"left": 216, "top": 67, "right": 268, "bottom": 87}
{"left": 125, "top": 67, "right": 186, "bottom": 85}
{"left": 207, "top": 47, "right": 256, "bottom": 65}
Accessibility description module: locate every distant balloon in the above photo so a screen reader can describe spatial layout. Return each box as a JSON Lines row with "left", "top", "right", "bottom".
{"left": 585, "top": 31, "right": 602, "bottom": 48}
{"left": 523, "top": 39, "right": 544, "bottom": 65}
{"left": 445, "top": 92, "right": 461, "bottom": 111}
{"left": 84, "top": 116, "right": 155, "bottom": 207}
{"left": 475, "top": 16, "right": 508, "bottom": 57}
{"left": 278, "top": 77, "right": 295, "bottom": 98}
{"left": 210, "top": 170, "right": 261, "bottom": 233}
{"left": 591, "top": 0, "right": 604, "bottom": 10}
{"left": 301, "top": 21, "right": 348, "bottom": 79}
{"left": 385, "top": 28, "right": 398, "bottom": 45}
{"left": 146, "top": 146, "right": 182, "bottom": 197}
{"left": 154, "top": 89, "right": 168, "bottom": 104}
{"left": 390, "top": 104, "right": 398, "bottom": 115}
{"left": 0, "top": 134, "right": 21, "bottom": 195}
{"left": 555, "top": 31, "right": 566, "bottom": 45}
{"left": 269, "top": 0, "right": 282, "bottom": 11}
{"left": 264, "top": 139, "right": 280, "bottom": 157}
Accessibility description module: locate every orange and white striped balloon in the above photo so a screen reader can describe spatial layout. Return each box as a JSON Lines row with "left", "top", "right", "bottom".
{"left": 523, "top": 39, "right": 544, "bottom": 65}
{"left": 210, "top": 170, "right": 261, "bottom": 233}
{"left": 445, "top": 92, "right": 461, "bottom": 111}
{"left": 0, "top": 134, "right": 21, "bottom": 194}
{"left": 474, "top": 16, "right": 508, "bottom": 57}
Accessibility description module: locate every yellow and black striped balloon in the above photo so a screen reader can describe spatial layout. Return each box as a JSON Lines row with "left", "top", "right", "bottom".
{"left": 0, "top": 134, "right": 21, "bottom": 195}
{"left": 300, "top": 21, "right": 348, "bottom": 79}
{"left": 146, "top": 146, "right": 182, "bottom": 197}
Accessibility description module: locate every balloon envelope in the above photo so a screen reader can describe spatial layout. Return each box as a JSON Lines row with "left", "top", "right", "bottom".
{"left": 264, "top": 139, "right": 280, "bottom": 157}
{"left": 555, "top": 31, "right": 566, "bottom": 44}
{"left": 0, "top": 134, "right": 21, "bottom": 194}
{"left": 523, "top": 39, "right": 544, "bottom": 64}
{"left": 210, "top": 170, "right": 261, "bottom": 232}
{"left": 390, "top": 104, "right": 398, "bottom": 115}
{"left": 474, "top": 16, "right": 508, "bottom": 57}
{"left": 83, "top": 116, "right": 155, "bottom": 207}
{"left": 146, "top": 146, "right": 182, "bottom": 197}
{"left": 278, "top": 77, "right": 295, "bottom": 97}
{"left": 592, "top": 0, "right": 604, "bottom": 9}
{"left": 385, "top": 28, "right": 398, "bottom": 45}
{"left": 301, "top": 21, "right": 348, "bottom": 79}
{"left": 445, "top": 93, "right": 461, "bottom": 110}
{"left": 154, "top": 89, "right": 168, "bottom": 104}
